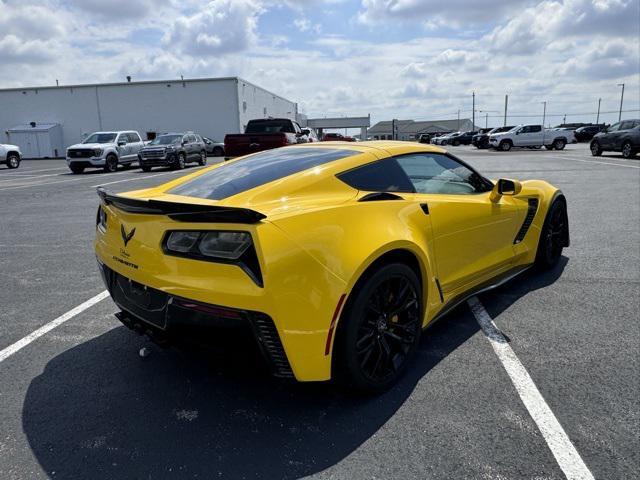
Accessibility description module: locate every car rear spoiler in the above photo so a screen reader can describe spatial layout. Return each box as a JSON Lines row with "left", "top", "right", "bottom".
{"left": 97, "top": 187, "right": 266, "bottom": 224}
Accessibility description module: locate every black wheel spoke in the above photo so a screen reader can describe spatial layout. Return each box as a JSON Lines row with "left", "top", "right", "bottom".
{"left": 355, "top": 274, "right": 421, "bottom": 383}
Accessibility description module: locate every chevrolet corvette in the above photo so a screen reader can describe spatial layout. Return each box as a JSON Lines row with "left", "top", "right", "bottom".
{"left": 95, "top": 141, "right": 569, "bottom": 392}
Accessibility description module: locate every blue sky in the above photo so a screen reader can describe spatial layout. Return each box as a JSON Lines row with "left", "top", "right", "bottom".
{"left": 0, "top": 0, "right": 638, "bottom": 127}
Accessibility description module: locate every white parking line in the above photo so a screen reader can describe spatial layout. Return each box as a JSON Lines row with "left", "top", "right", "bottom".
{"left": 0, "top": 169, "right": 135, "bottom": 191}
{"left": 554, "top": 156, "right": 640, "bottom": 169}
{"left": 91, "top": 166, "right": 207, "bottom": 188}
{"left": 468, "top": 296, "right": 594, "bottom": 480}
{"left": 0, "top": 291, "right": 109, "bottom": 363}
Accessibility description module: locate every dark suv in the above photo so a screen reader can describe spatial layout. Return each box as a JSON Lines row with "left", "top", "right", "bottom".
{"left": 590, "top": 120, "right": 640, "bottom": 158}
{"left": 138, "top": 133, "right": 207, "bottom": 171}
{"left": 473, "top": 126, "right": 514, "bottom": 149}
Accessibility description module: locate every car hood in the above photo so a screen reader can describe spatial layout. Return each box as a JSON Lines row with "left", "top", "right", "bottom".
{"left": 1, "top": 144, "right": 20, "bottom": 150}
{"left": 142, "top": 143, "right": 180, "bottom": 149}
{"left": 68, "top": 142, "right": 115, "bottom": 149}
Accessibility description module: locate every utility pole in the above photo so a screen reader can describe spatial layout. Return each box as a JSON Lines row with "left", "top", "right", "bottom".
{"left": 457, "top": 110, "right": 460, "bottom": 131}
{"left": 541, "top": 101, "right": 547, "bottom": 145}
{"left": 504, "top": 94, "right": 508, "bottom": 127}
{"left": 596, "top": 98, "right": 601, "bottom": 124}
{"left": 485, "top": 113, "right": 489, "bottom": 128}
{"left": 472, "top": 91, "right": 476, "bottom": 131}
{"left": 617, "top": 83, "right": 625, "bottom": 121}
{"left": 563, "top": 114, "right": 566, "bottom": 125}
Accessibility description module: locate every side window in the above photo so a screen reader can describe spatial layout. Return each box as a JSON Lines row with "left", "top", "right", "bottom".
{"left": 293, "top": 122, "right": 302, "bottom": 134}
{"left": 395, "top": 153, "right": 490, "bottom": 195}
{"left": 619, "top": 121, "right": 634, "bottom": 131}
{"left": 188, "top": 135, "right": 197, "bottom": 143}
{"left": 117, "top": 134, "right": 127, "bottom": 144}
{"left": 608, "top": 122, "right": 621, "bottom": 132}
{"left": 530, "top": 125, "right": 542, "bottom": 133}
{"left": 337, "top": 158, "right": 415, "bottom": 193}
{"left": 128, "top": 133, "right": 141, "bottom": 143}
{"left": 182, "top": 136, "right": 189, "bottom": 144}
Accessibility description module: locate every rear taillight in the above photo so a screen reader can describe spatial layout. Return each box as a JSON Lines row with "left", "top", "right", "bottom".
{"left": 96, "top": 205, "right": 107, "bottom": 232}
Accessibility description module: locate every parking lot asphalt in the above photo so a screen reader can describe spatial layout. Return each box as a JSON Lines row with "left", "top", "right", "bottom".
{"left": 0, "top": 145, "right": 638, "bottom": 479}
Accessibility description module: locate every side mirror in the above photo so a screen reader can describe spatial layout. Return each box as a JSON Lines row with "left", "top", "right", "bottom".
{"left": 490, "top": 178, "right": 522, "bottom": 202}
{"left": 301, "top": 129, "right": 310, "bottom": 135}
{"left": 118, "top": 140, "right": 126, "bottom": 146}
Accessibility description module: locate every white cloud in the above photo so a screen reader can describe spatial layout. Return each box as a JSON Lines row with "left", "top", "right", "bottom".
{"left": 357, "top": 0, "right": 531, "bottom": 26}
{"left": 166, "top": 0, "right": 263, "bottom": 56}
{"left": 65, "top": 0, "right": 168, "bottom": 20}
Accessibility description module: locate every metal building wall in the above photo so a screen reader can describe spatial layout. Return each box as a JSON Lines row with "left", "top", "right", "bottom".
{"left": 0, "top": 78, "right": 297, "bottom": 153}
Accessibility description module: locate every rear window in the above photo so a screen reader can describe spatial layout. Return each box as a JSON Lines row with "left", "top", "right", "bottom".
{"left": 170, "top": 147, "right": 358, "bottom": 200}
{"left": 245, "top": 120, "right": 295, "bottom": 134}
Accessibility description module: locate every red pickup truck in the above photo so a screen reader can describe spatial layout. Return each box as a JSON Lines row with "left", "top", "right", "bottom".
{"left": 224, "top": 118, "right": 310, "bottom": 158}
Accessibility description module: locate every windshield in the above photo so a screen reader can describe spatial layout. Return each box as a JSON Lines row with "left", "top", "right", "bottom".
{"left": 149, "top": 135, "right": 182, "bottom": 145}
{"left": 83, "top": 133, "right": 117, "bottom": 144}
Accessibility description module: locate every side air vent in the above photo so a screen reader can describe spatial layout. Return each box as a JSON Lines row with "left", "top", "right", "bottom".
{"left": 514, "top": 198, "right": 539, "bottom": 244}
{"left": 250, "top": 313, "right": 294, "bottom": 378}
{"left": 358, "top": 192, "right": 404, "bottom": 202}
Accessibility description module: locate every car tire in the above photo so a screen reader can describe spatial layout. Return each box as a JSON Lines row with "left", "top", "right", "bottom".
{"left": 213, "top": 146, "right": 224, "bottom": 157}
{"left": 104, "top": 154, "right": 118, "bottom": 173}
{"left": 69, "top": 165, "right": 85, "bottom": 174}
{"left": 622, "top": 141, "right": 634, "bottom": 159}
{"left": 452, "top": 140, "right": 460, "bottom": 146}
{"left": 553, "top": 139, "right": 566, "bottom": 150}
{"left": 499, "top": 140, "right": 512, "bottom": 151}
{"left": 172, "top": 153, "right": 186, "bottom": 170}
{"left": 590, "top": 141, "right": 602, "bottom": 156}
{"left": 334, "top": 262, "right": 422, "bottom": 393}
{"left": 6, "top": 153, "right": 20, "bottom": 169}
{"left": 545, "top": 145, "right": 554, "bottom": 150}
{"left": 141, "top": 165, "right": 152, "bottom": 172}
{"left": 198, "top": 150, "right": 207, "bottom": 166}
{"left": 535, "top": 199, "right": 568, "bottom": 270}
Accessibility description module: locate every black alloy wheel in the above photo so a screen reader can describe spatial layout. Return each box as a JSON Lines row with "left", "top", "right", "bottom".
{"left": 622, "top": 141, "right": 634, "bottom": 159}
{"left": 500, "top": 141, "right": 512, "bottom": 151}
{"left": 553, "top": 139, "right": 566, "bottom": 150}
{"left": 536, "top": 200, "right": 567, "bottom": 269}
{"left": 336, "top": 263, "right": 422, "bottom": 393}
{"left": 590, "top": 141, "right": 602, "bottom": 156}
{"left": 199, "top": 150, "right": 207, "bottom": 166}
{"left": 173, "top": 153, "right": 186, "bottom": 170}
{"left": 6, "top": 154, "right": 20, "bottom": 169}
{"left": 104, "top": 155, "right": 118, "bottom": 173}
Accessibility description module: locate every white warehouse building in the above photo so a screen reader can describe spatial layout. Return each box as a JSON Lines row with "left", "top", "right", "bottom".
{"left": 0, "top": 77, "right": 298, "bottom": 158}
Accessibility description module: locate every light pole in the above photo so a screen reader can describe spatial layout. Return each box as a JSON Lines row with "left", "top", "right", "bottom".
{"left": 541, "top": 101, "right": 547, "bottom": 145}
{"left": 596, "top": 98, "right": 601, "bottom": 124}
{"left": 479, "top": 110, "right": 499, "bottom": 129}
{"left": 504, "top": 94, "right": 508, "bottom": 127}
{"left": 472, "top": 91, "right": 476, "bottom": 130}
{"left": 457, "top": 109, "right": 460, "bottom": 131}
{"left": 617, "top": 83, "right": 625, "bottom": 121}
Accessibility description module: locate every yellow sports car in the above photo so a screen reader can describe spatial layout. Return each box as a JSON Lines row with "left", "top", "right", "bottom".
{"left": 95, "top": 141, "right": 569, "bottom": 392}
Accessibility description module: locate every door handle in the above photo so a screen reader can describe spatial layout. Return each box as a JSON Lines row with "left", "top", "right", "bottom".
{"left": 420, "top": 203, "right": 429, "bottom": 215}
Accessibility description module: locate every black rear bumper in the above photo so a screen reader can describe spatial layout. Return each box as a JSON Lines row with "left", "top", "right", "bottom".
{"left": 98, "top": 262, "right": 293, "bottom": 378}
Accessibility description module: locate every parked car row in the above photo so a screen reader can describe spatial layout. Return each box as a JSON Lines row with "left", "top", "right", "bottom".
{"left": 65, "top": 130, "right": 225, "bottom": 174}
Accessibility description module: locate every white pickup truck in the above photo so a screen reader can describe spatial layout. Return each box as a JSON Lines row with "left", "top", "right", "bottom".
{"left": 0, "top": 143, "right": 22, "bottom": 169}
{"left": 66, "top": 131, "right": 145, "bottom": 173}
{"left": 489, "top": 125, "right": 575, "bottom": 151}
